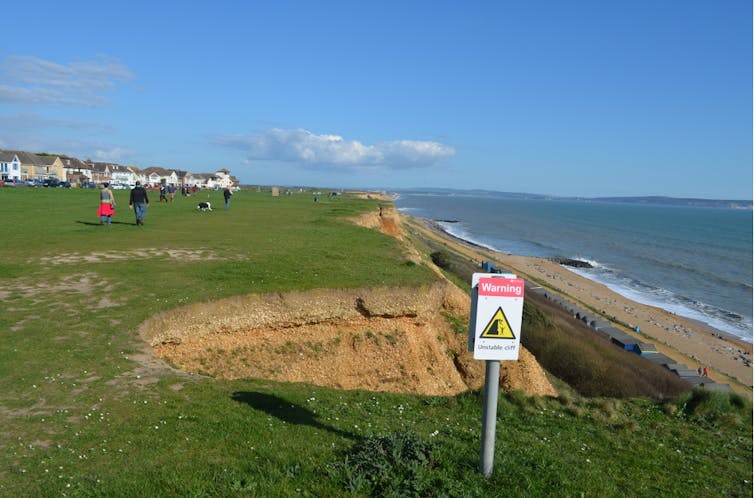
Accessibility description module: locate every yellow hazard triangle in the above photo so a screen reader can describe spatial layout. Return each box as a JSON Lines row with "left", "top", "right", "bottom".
{"left": 480, "top": 307, "right": 516, "bottom": 339}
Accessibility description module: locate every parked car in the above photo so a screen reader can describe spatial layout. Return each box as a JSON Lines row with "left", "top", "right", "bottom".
{"left": 58, "top": 181, "right": 72, "bottom": 188}
{"left": 42, "top": 178, "right": 60, "bottom": 187}
{"left": 80, "top": 181, "right": 96, "bottom": 189}
{"left": 2, "top": 179, "right": 24, "bottom": 187}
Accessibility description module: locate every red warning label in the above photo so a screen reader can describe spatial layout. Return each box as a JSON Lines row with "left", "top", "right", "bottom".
{"left": 478, "top": 277, "right": 524, "bottom": 297}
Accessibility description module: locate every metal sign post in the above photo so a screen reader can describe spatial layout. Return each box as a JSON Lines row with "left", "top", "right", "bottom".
{"left": 468, "top": 272, "right": 525, "bottom": 477}
{"left": 480, "top": 359, "right": 501, "bottom": 477}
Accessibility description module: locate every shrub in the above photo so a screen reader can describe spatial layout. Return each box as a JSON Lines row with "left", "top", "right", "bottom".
{"left": 676, "top": 389, "right": 753, "bottom": 424}
{"left": 441, "top": 311, "right": 467, "bottom": 334}
{"left": 326, "top": 431, "right": 436, "bottom": 496}
{"left": 523, "top": 300, "right": 553, "bottom": 329}
{"left": 430, "top": 251, "right": 451, "bottom": 269}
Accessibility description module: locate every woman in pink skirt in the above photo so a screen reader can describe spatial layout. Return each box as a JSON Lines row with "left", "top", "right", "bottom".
{"left": 97, "top": 183, "right": 116, "bottom": 225}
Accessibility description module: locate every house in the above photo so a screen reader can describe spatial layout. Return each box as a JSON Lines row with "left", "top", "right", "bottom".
{"left": 141, "top": 166, "right": 178, "bottom": 187}
{"left": 110, "top": 165, "right": 141, "bottom": 187}
{"left": 35, "top": 154, "right": 65, "bottom": 180}
{"left": 175, "top": 170, "right": 192, "bottom": 187}
{"left": 87, "top": 161, "right": 139, "bottom": 186}
{"left": 189, "top": 173, "right": 210, "bottom": 189}
{"left": 0, "top": 150, "right": 66, "bottom": 180}
{"left": 2, "top": 148, "right": 239, "bottom": 189}
{"left": 88, "top": 161, "right": 112, "bottom": 184}
{"left": 0, "top": 151, "right": 23, "bottom": 181}
{"left": 194, "top": 169, "right": 237, "bottom": 189}
{"left": 212, "top": 168, "right": 235, "bottom": 188}
{"left": 60, "top": 156, "right": 93, "bottom": 185}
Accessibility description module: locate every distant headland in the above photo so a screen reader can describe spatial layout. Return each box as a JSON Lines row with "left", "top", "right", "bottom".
{"left": 393, "top": 188, "right": 752, "bottom": 210}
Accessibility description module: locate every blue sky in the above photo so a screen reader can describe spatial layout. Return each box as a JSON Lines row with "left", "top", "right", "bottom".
{"left": 1, "top": 1, "right": 751, "bottom": 199}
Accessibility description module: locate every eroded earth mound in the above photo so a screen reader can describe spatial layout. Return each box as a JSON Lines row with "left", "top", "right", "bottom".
{"left": 142, "top": 281, "right": 557, "bottom": 397}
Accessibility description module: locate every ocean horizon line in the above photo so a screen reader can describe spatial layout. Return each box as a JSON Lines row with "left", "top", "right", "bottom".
{"left": 390, "top": 188, "right": 753, "bottom": 209}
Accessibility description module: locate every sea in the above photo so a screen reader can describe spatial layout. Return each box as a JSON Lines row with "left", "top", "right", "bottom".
{"left": 394, "top": 191, "right": 753, "bottom": 343}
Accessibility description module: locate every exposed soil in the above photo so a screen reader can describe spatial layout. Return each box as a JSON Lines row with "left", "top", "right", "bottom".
{"left": 144, "top": 281, "right": 556, "bottom": 397}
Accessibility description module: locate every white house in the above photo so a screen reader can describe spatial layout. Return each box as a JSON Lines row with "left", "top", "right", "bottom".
{"left": 197, "top": 169, "right": 236, "bottom": 189}
{"left": 0, "top": 151, "right": 22, "bottom": 181}
{"left": 190, "top": 173, "right": 209, "bottom": 189}
{"left": 110, "top": 165, "right": 141, "bottom": 187}
{"left": 142, "top": 166, "right": 179, "bottom": 186}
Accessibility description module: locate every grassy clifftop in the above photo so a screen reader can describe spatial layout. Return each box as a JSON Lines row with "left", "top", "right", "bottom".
{"left": 0, "top": 187, "right": 750, "bottom": 496}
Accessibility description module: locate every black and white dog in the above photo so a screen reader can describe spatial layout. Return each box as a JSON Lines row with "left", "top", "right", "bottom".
{"left": 197, "top": 201, "right": 212, "bottom": 211}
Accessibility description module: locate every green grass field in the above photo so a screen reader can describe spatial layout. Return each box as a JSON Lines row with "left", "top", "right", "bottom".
{"left": 0, "top": 187, "right": 751, "bottom": 497}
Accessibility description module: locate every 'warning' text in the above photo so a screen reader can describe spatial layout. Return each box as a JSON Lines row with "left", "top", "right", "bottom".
{"left": 478, "top": 278, "right": 525, "bottom": 297}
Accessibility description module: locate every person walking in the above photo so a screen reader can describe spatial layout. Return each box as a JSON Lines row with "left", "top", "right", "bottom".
{"left": 129, "top": 181, "right": 150, "bottom": 226}
{"left": 97, "top": 182, "right": 116, "bottom": 225}
{"left": 223, "top": 186, "right": 233, "bottom": 210}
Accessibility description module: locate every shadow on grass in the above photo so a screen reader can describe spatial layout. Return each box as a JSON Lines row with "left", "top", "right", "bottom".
{"left": 231, "top": 391, "right": 361, "bottom": 441}
{"left": 76, "top": 220, "right": 136, "bottom": 226}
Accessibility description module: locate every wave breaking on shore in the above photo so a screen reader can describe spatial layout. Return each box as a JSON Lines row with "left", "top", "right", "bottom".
{"left": 418, "top": 214, "right": 752, "bottom": 344}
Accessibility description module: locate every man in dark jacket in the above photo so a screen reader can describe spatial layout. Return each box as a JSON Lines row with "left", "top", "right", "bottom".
{"left": 223, "top": 186, "right": 233, "bottom": 210}
{"left": 129, "top": 181, "right": 150, "bottom": 226}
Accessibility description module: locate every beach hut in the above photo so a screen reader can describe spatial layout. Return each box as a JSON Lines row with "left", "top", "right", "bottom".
{"left": 572, "top": 308, "right": 591, "bottom": 321}
{"left": 636, "top": 343, "right": 658, "bottom": 355}
{"left": 600, "top": 327, "right": 621, "bottom": 337}
{"left": 595, "top": 328, "right": 611, "bottom": 341}
{"left": 667, "top": 364, "right": 699, "bottom": 378}
{"left": 481, "top": 261, "right": 497, "bottom": 273}
{"left": 681, "top": 375, "right": 705, "bottom": 386}
{"left": 612, "top": 337, "right": 638, "bottom": 352}
{"left": 644, "top": 353, "right": 674, "bottom": 367}
{"left": 603, "top": 328, "right": 638, "bottom": 351}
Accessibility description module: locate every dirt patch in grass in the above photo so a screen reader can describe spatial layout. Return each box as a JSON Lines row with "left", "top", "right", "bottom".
{"left": 142, "top": 281, "right": 557, "bottom": 397}
{"left": 32, "top": 248, "right": 231, "bottom": 265}
{"left": 1, "top": 273, "right": 126, "bottom": 319}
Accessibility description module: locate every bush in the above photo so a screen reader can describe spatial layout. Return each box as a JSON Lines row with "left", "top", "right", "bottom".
{"left": 326, "top": 431, "right": 436, "bottom": 496}
{"left": 430, "top": 251, "right": 451, "bottom": 269}
{"left": 676, "top": 389, "right": 753, "bottom": 423}
{"left": 523, "top": 300, "right": 553, "bottom": 329}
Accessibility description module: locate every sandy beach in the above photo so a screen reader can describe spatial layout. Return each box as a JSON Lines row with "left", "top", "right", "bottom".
{"left": 401, "top": 214, "right": 753, "bottom": 396}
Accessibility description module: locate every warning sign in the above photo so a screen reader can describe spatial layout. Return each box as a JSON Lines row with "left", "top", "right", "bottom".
{"left": 469, "top": 273, "right": 525, "bottom": 360}
{"left": 480, "top": 307, "right": 516, "bottom": 339}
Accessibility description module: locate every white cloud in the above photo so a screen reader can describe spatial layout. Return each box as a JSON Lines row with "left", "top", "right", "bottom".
{"left": 0, "top": 55, "right": 133, "bottom": 107}
{"left": 93, "top": 147, "right": 131, "bottom": 162}
{"left": 212, "top": 128, "right": 454, "bottom": 169}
